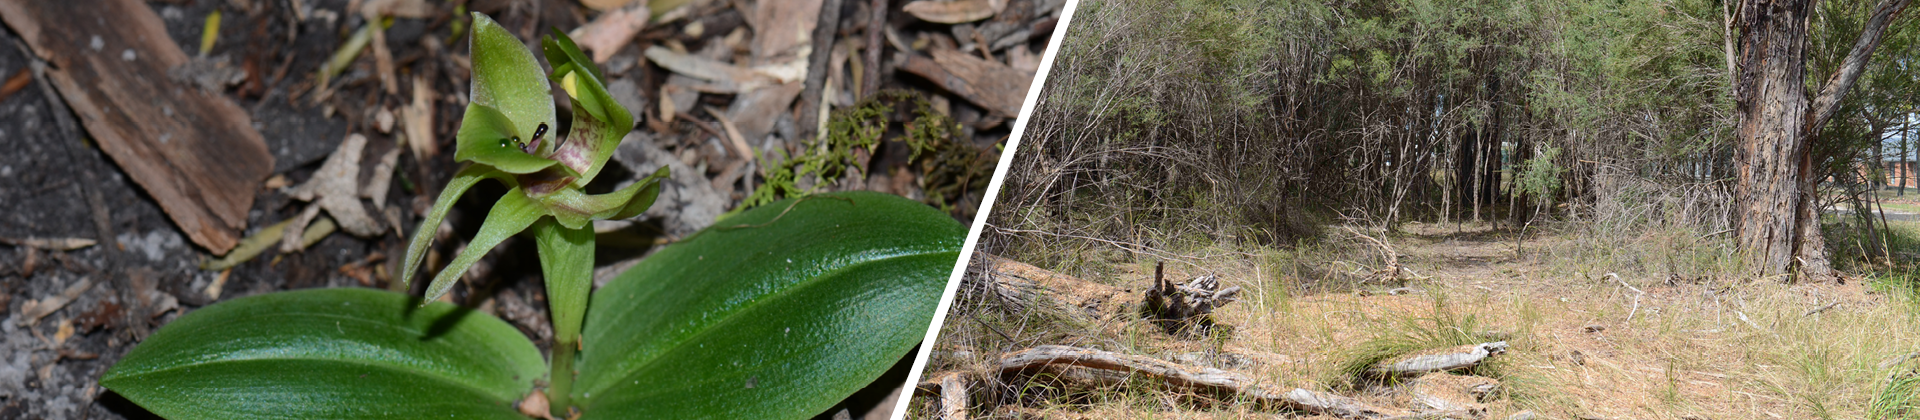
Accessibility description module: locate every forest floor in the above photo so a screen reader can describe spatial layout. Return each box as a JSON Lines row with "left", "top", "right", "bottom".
{"left": 926, "top": 221, "right": 1920, "bottom": 419}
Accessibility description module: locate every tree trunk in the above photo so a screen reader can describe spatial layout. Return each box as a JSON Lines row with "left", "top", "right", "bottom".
{"left": 1732, "top": 0, "right": 1813, "bottom": 279}
{"left": 1733, "top": 0, "right": 1911, "bottom": 280}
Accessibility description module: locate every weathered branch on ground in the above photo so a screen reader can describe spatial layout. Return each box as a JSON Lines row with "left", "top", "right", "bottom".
{"left": 996, "top": 345, "right": 1413, "bottom": 419}
{"left": 1367, "top": 341, "right": 1509, "bottom": 378}
{"left": 967, "top": 252, "right": 1143, "bottom": 321}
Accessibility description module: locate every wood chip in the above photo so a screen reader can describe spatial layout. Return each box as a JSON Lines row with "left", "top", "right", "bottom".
{"left": 903, "top": 0, "right": 1006, "bottom": 24}
{"left": 899, "top": 48, "right": 1032, "bottom": 116}
{"left": 0, "top": 67, "right": 29, "bottom": 102}
{"left": 17, "top": 277, "right": 93, "bottom": 327}
{"left": 645, "top": 45, "right": 777, "bottom": 93}
{"left": 570, "top": 0, "right": 651, "bottom": 63}
{"left": 402, "top": 75, "right": 437, "bottom": 157}
{"left": 0, "top": 237, "right": 98, "bottom": 251}
{"left": 1, "top": 0, "right": 275, "bottom": 254}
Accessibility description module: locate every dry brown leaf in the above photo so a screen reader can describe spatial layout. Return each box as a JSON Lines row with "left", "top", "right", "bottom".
{"left": 580, "top": 0, "right": 641, "bottom": 12}
{"left": 725, "top": 80, "right": 804, "bottom": 143}
{"left": 363, "top": 147, "right": 401, "bottom": 210}
{"left": 742, "top": 0, "right": 822, "bottom": 63}
{"left": 569, "top": 0, "right": 650, "bottom": 63}
{"left": 288, "top": 134, "right": 383, "bottom": 238}
{"left": 902, "top": 0, "right": 1006, "bottom": 24}
{"left": 644, "top": 45, "right": 776, "bottom": 93}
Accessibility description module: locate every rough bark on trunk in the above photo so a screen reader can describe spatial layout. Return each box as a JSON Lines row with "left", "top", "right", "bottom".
{"left": 1732, "top": 0, "right": 1910, "bottom": 280}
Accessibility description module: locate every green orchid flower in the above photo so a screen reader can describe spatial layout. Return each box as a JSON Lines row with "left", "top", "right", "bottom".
{"left": 399, "top": 13, "right": 663, "bottom": 414}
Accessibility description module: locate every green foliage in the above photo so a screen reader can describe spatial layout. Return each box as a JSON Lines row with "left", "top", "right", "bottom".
{"left": 100, "top": 288, "right": 546, "bottom": 420}
{"left": 104, "top": 14, "right": 962, "bottom": 420}
{"left": 104, "top": 192, "right": 960, "bottom": 420}
{"left": 742, "top": 90, "right": 994, "bottom": 214}
{"left": 1515, "top": 145, "right": 1564, "bottom": 205}
{"left": 574, "top": 191, "right": 964, "bottom": 418}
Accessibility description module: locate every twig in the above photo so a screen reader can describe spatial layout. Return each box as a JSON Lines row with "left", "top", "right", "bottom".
{"left": 1802, "top": 301, "right": 1841, "bottom": 317}
{"left": 796, "top": 0, "right": 845, "bottom": 142}
{"left": 861, "top": 0, "right": 884, "bottom": 99}
{"left": 15, "top": 42, "right": 118, "bottom": 266}
{"left": 1603, "top": 272, "right": 1644, "bottom": 295}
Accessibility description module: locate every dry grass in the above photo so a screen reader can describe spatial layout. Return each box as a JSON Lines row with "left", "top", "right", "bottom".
{"left": 920, "top": 220, "right": 1920, "bottom": 419}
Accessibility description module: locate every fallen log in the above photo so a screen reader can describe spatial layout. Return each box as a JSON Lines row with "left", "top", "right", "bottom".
{"left": 996, "top": 345, "right": 1412, "bottom": 419}
{"left": 964, "top": 252, "right": 1142, "bottom": 321}
{"left": 1368, "top": 341, "right": 1509, "bottom": 378}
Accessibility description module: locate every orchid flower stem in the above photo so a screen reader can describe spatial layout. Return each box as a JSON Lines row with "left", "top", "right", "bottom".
{"left": 549, "top": 337, "right": 577, "bottom": 417}
{"left": 534, "top": 217, "right": 595, "bottom": 416}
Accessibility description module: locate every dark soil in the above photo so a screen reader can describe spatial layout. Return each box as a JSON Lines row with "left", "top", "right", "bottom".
{"left": 0, "top": 0, "right": 1036, "bottom": 418}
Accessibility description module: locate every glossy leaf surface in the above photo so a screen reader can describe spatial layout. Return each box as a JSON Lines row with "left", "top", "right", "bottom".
{"left": 102, "top": 288, "right": 544, "bottom": 420}
{"left": 575, "top": 191, "right": 963, "bottom": 419}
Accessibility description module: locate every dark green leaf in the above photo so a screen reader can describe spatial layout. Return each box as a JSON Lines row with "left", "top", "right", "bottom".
{"left": 574, "top": 191, "right": 963, "bottom": 419}
{"left": 102, "top": 288, "right": 544, "bottom": 420}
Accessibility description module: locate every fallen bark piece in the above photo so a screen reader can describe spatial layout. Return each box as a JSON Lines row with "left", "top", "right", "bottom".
{"left": 903, "top": 0, "right": 1007, "bottom": 24}
{"left": 997, "top": 345, "right": 1411, "bottom": 419}
{"left": 0, "top": 0, "right": 274, "bottom": 254}
{"left": 571, "top": 0, "right": 651, "bottom": 63}
{"left": 1369, "top": 342, "right": 1510, "bottom": 378}
{"left": 899, "top": 48, "right": 1032, "bottom": 116}
{"left": 17, "top": 277, "right": 94, "bottom": 327}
